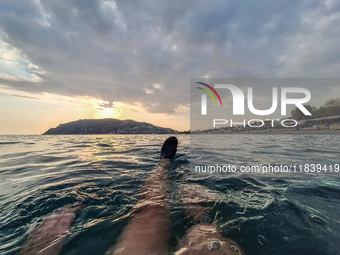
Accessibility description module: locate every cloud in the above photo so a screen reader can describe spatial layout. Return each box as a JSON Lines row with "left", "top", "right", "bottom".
{"left": 0, "top": 0, "right": 339, "bottom": 116}
{"left": 0, "top": 40, "right": 45, "bottom": 83}
{"left": 0, "top": 92, "right": 38, "bottom": 100}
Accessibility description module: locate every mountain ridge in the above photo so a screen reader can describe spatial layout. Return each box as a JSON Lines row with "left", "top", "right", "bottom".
{"left": 43, "top": 118, "right": 178, "bottom": 135}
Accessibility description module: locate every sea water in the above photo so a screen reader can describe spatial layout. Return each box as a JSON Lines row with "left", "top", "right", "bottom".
{"left": 0, "top": 134, "right": 339, "bottom": 255}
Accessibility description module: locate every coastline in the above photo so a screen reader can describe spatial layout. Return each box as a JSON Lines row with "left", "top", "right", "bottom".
{"left": 192, "top": 129, "right": 340, "bottom": 135}
{"left": 248, "top": 130, "right": 340, "bottom": 135}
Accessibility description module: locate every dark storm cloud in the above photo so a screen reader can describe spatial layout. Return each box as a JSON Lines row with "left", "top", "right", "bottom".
{"left": 0, "top": 0, "right": 339, "bottom": 113}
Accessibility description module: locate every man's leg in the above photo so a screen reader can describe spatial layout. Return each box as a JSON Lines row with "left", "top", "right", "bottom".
{"left": 174, "top": 184, "right": 244, "bottom": 255}
{"left": 175, "top": 223, "right": 243, "bottom": 255}
{"left": 20, "top": 202, "right": 82, "bottom": 255}
{"left": 110, "top": 137, "right": 178, "bottom": 255}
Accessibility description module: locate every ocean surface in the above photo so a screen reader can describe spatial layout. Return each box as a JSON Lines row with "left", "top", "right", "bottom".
{"left": 0, "top": 134, "right": 339, "bottom": 255}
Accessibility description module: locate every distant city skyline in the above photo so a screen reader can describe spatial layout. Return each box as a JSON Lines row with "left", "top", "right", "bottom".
{"left": 1, "top": 0, "right": 340, "bottom": 134}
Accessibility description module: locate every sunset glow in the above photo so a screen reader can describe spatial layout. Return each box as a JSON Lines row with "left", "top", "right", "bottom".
{"left": 1, "top": 1, "right": 340, "bottom": 134}
{"left": 94, "top": 101, "right": 124, "bottom": 119}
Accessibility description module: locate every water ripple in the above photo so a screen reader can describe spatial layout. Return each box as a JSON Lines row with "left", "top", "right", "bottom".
{"left": 0, "top": 134, "right": 339, "bottom": 255}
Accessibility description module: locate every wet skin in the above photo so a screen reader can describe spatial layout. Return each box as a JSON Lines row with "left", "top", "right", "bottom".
{"left": 21, "top": 137, "right": 244, "bottom": 255}
{"left": 175, "top": 183, "right": 244, "bottom": 255}
{"left": 175, "top": 223, "right": 244, "bottom": 255}
{"left": 111, "top": 159, "right": 172, "bottom": 255}
{"left": 21, "top": 203, "right": 82, "bottom": 255}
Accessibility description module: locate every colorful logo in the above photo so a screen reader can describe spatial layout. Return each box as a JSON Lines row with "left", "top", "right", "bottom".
{"left": 196, "top": 82, "right": 222, "bottom": 106}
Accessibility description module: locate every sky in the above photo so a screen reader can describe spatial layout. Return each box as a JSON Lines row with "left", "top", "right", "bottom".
{"left": 0, "top": 0, "right": 340, "bottom": 134}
